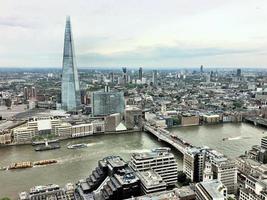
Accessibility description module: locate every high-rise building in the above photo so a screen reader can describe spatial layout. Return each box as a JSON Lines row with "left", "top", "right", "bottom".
{"left": 109, "top": 72, "right": 114, "bottom": 83}
{"left": 91, "top": 91, "right": 125, "bottom": 116}
{"left": 31, "top": 87, "right": 36, "bottom": 99}
{"left": 122, "top": 67, "right": 127, "bottom": 84}
{"left": 152, "top": 70, "right": 158, "bottom": 86}
{"left": 200, "top": 65, "right": 203, "bottom": 73}
{"left": 61, "top": 16, "right": 81, "bottom": 112}
{"left": 139, "top": 67, "right": 143, "bottom": 80}
{"left": 237, "top": 68, "right": 241, "bottom": 77}
{"left": 23, "top": 87, "right": 29, "bottom": 100}
{"left": 183, "top": 147, "right": 206, "bottom": 182}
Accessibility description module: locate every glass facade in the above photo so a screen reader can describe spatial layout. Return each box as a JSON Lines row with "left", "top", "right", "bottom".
{"left": 61, "top": 16, "right": 81, "bottom": 111}
{"left": 92, "top": 92, "right": 125, "bottom": 116}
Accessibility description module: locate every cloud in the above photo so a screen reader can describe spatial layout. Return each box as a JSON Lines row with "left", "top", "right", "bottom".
{"left": 78, "top": 45, "right": 263, "bottom": 65}
{"left": 0, "top": 17, "right": 33, "bottom": 28}
{"left": 0, "top": 0, "right": 267, "bottom": 68}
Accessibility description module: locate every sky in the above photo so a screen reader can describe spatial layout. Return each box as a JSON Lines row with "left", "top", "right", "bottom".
{"left": 0, "top": 0, "right": 267, "bottom": 69}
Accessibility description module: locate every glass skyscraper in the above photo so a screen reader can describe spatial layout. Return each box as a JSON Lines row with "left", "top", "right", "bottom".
{"left": 92, "top": 91, "right": 125, "bottom": 116}
{"left": 61, "top": 16, "right": 81, "bottom": 112}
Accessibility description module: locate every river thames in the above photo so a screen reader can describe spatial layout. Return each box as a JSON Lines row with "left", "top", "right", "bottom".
{"left": 0, "top": 123, "right": 265, "bottom": 198}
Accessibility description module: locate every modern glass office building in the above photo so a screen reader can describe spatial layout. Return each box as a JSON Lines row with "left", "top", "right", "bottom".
{"left": 61, "top": 16, "right": 81, "bottom": 112}
{"left": 92, "top": 91, "right": 125, "bottom": 116}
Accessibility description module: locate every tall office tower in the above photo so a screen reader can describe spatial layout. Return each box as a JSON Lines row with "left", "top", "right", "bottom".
{"left": 109, "top": 72, "right": 114, "bottom": 83}
{"left": 23, "top": 87, "right": 29, "bottom": 100}
{"left": 91, "top": 91, "right": 125, "bottom": 116}
{"left": 130, "top": 147, "right": 178, "bottom": 186}
{"left": 31, "top": 87, "right": 36, "bottom": 99}
{"left": 139, "top": 67, "right": 143, "bottom": 80}
{"left": 200, "top": 65, "right": 203, "bottom": 73}
{"left": 183, "top": 147, "right": 206, "bottom": 182}
{"left": 61, "top": 16, "right": 81, "bottom": 112}
{"left": 236, "top": 68, "right": 241, "bottom": 77}
{"left": 122, "top": 67, "right": 127, "bottom": 84}
{"left": 152, "top": 70, "right": 158, "bottom": 86}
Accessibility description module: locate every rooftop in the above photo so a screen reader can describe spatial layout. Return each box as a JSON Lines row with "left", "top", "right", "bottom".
{"left": 198, "top": 180, "right": 226, "bottom": 199}
{"left": 138, "top": 170, "right": 165, "bottom": 187}
{"left": 132, "top": 147, "right": 173, "bottom": 160}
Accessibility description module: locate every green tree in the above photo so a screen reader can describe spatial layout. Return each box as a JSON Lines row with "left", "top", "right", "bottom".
{"left": 1, "top": 197, "right": 11, "bottom": 200}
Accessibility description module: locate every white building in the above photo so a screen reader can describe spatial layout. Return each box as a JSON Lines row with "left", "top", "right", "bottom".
{"left": 240, "top": 174, "right": 267, "bottom": 200}
{"left": 130, "top": 147, "right": 178, "bottom": 186}
{"left": 137, "top": 170, "right": 167, "bottom": 194}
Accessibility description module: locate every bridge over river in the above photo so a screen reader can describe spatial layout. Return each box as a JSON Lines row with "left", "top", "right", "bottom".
{"left": 143, "top": 123, "right": 194, "bottom": 154}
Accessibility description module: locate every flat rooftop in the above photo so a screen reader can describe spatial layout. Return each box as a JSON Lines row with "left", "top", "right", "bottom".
{"left": 107, "top": 156, "right": 127, "bottom": 168}
{"left": 115, "top": 170, "right": 139, "bottom": 185}
{"left": 132, "top": 147, "right": 173, "bottom": 160}
{"left": 199, "top": 180, "right": 225, "bottom": 199}
{"left": 0, "top": 105, "right": 27, "bottom": 119}
{"left": 138, "top": 170, "right": 165, "bottom": 187}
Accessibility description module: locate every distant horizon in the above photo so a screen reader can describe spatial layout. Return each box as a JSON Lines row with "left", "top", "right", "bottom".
{"left": 0, "top": 66, "right": 266, "bottom": 71}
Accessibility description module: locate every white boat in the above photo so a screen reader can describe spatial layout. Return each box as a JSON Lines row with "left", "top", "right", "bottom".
{"left": 67, "top": 143, "right": 88, "bottom": 149}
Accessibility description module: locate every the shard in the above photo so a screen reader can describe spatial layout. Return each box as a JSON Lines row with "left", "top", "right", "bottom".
{"left": 61, "top": 16, "right": 81, "bottom": 112}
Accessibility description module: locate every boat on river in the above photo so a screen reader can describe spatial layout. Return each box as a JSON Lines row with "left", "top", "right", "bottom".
{"left": 34, "top": 140, "right": 60, "bottom": 151}
{"left": 67, "top": 143, "right": 88, "bottom": 149}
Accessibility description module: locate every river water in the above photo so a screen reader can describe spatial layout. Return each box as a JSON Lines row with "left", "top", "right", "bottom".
{"left": 0, "top": 123, "right": 265, "bottom": 199}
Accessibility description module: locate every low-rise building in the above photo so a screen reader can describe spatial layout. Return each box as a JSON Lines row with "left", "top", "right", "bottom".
{"left": 137, "top": 170, "right": 167, "bottom": 194}
{"left": 13, "top": 127, "right": 35, "bottom": 143}
{"left": 19, "top": 183, "right": 75, "bottom": 200}
{"left": 130, "top": 147, "right": 178, "bottom": 186}
{"left": 0, "top": 133, "right": 12, "bottom": 144}
{"left": 105, "top": 113, "right": 121, "bottom": 132}
{"left": 239, "top": 174, "right": 267, "bottom": 200}
{"left": 180, "top": 113, "right": 199, "bottom": 126}
{"left": 202, "top": 114, "right": 220, "bottom": 124}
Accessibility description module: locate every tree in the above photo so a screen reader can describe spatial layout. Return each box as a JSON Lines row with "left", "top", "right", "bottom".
{"left": 1, "top": 197, "right": 11, "bottom": 200}
{"left": 177, "top": 172, "right": 187, "bottom": 182}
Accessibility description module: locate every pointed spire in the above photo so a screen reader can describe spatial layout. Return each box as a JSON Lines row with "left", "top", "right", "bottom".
{"left": 61, "top": 16, "right": 81, "bottom": 112}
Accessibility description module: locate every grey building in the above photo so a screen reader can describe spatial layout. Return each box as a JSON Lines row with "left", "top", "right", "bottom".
{"left": 183, "top": 147, "right": 206, "bottom": 183}
{"left": 124, "top": 106, "right": 142, "bottom": 130}
{"left": 92, "top": 91, "right": 125, "bottom": 116}
{"left": 195, "top": 180, "right": 227, "bottom": 200}
{"left": 152, "top": 70, "right": 158, "bottom": 86}
{"left": 139, "top": 67, "right": 143, "bottom": 80}
{"left": 61, "top": 16, "right": 81, "bottom": 112}
{"left": 19, "top": 183, "right": 74, "bottom": 200}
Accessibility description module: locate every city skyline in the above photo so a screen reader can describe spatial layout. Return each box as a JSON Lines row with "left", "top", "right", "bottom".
{"left": 0, "top": 0, "right": 267, "bottom": 68}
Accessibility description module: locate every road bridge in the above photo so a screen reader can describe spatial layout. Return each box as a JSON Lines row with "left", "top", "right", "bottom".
{"left": 143, "top": 123, "right": 194, "bottom": 154}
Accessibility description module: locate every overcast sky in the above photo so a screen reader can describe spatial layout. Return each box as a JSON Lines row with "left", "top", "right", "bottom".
{"left": 1, "top": 0, "right": 267, "bottom": 68}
